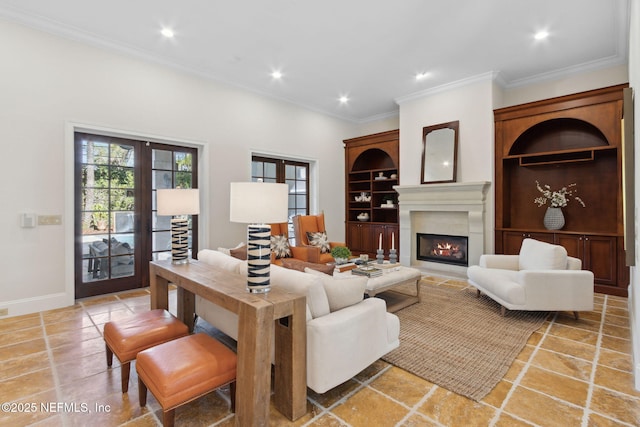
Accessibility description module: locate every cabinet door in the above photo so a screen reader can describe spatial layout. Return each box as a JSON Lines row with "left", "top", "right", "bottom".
{"left": 371, "top": 224, "right": 399, "bottom": 255}
{"left": 502, "top": 231, "right": 554, "bottom": 254}
{"left": 554, "top": 234, "right": 583, "bottom": 259}
{"left": 583, "top": 236, "right": 617, "bottom": 285}
{"left": 554, "top": 234, "right": 617, "bottom": 285}
{"left": 347, "top": 223, "right": 373, "bottom": 254}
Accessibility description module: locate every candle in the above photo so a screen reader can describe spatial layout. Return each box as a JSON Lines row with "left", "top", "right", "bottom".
{"left": 391, "top": 232, "right": 395, "bottom": 250}
{"left": 378, "top": 233, "right": 382, "bottom": 250}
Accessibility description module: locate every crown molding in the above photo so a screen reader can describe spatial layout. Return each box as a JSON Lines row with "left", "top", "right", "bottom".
{"left": 395, "top": 72, "right": 499, "bottom": 105}
{"left": 356, "top": 109, "right": 399, "bottom": 124}
{"left": 503, "top": 55, "right": 627, "bottom": 88}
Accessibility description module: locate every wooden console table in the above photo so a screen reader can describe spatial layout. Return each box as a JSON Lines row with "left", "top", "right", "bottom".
{"left": 149, "top": 259, "right": 307, "bottom": 426}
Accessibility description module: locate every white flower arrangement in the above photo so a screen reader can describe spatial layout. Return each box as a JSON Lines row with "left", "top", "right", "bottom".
{"left": 534, "top": 181, "right": 586, "bottom": 208}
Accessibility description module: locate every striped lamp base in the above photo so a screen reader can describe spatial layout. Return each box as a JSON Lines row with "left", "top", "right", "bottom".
{"left": 247, "top": 224, "right": 272, "bottom": 293}
{"left": 170, "top": 217, "right": 189, "bottom": 264}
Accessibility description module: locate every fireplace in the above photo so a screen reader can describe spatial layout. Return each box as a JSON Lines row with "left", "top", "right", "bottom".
{"left": 417, "top": 233, "right": 468, "bottom": 266}
{"left": 395, "top": 182, "right": 490, "bottom": 275}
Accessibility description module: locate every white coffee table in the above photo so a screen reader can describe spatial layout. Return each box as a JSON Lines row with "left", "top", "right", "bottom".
{"left": 339, "top": 264, "right": 422, "bottom": 312}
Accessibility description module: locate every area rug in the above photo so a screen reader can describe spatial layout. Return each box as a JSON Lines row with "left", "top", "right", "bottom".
{"left": 381, "top": 283, "right": 548, "bottom": 401}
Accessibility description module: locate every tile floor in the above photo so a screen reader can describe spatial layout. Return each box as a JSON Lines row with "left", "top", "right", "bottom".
{"left": 1, "top": 276, "right": 639, "bottom": 426}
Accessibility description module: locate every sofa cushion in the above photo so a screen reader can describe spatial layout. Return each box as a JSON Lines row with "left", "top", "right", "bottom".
{"left": 306, "top": 231, "right": 331, "bottom": 254}
{"left": 280, "top": 258, "right": 334, "bottom": 275}
{"left": 197, "top": 249, "right": 244, "bottom": 274}
{"left": 229, "top": 244, "right": 248, "bottom": 260}
{"left": 304, "top": 268, "right": 367, "bottom": 312}
{"left": 518, "top": 238, "right": 567, "bottom": 271}
{"left": 270, "top": 234, "right": 292, "bottom": 259}
{"left": 270, "top": 264, "right": 330, "bottom": 318}
{"left": 467, "top": 266, "right": 525, "bottom": 306}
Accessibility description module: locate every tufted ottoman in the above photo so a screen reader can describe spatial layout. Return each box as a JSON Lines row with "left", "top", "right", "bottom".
{"left": 362, "top": 265, "right": 422, "bottom": 312}
{"left": 103, "top": 309, "right": 189, "bottom": 393}
{"left": 136, "top": 333, "right": 237, "bottom": 427}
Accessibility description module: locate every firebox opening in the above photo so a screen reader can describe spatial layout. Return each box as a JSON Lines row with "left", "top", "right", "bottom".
{"left": 417, "top": 233, "right": 468, "bottom": 267}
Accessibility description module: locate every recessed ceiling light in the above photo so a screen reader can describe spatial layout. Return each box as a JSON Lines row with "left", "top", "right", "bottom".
{"left": 339, "top": 96, "right": 349, "bottom": 104}
{"left": 271, "top": 70, "right": 283, "bottom": 79}
{"left": 534, "top": 30, "right": 549, "bottom": 40}
{"left": 161, "top": 28, "right": 175, "bottom": 38}
{"left": 415, "top": 72, "right": 429, "bottom": 80}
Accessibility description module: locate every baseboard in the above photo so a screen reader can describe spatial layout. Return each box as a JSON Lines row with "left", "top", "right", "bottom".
{"left": 0, "top": 292, "right": 74, "bottom": 319}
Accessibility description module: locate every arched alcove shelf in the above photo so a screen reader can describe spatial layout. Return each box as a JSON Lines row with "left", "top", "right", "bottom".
{"left": 504, "top": 118, "right": 615, "bottom": 166}
{"left": 352, "top": 148, "right": 395, "bottom": 171}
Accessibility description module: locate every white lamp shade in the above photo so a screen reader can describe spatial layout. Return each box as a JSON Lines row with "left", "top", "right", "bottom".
{"left": 157, "top": 189, "right": 200, "bottom": 216}
{"left": 230, "top": 182, "right": 289, "bottom": 223}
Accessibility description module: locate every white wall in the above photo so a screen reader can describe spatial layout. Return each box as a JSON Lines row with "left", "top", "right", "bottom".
{"left": 355, "top": 115, "right": 400, "bottom": 136}
{"left": 0, "top": 19, "right": 362, "bottom": 317}
{"left": 397, "top": 76, "right": 496, "bottom": 253}
{"left": 627, "top": 0, "right": 640, "bottom": 390}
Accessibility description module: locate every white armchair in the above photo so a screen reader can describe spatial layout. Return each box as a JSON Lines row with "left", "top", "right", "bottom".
{"left": 467, "top": 238, "right": 594, "bottom": 319}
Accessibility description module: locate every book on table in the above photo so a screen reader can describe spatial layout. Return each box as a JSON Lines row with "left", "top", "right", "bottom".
{"left": 351, "top": 265, "right": 382, "bottom": 277}
{"left": 335, "top": 263, "right": 358, "bottom": 273}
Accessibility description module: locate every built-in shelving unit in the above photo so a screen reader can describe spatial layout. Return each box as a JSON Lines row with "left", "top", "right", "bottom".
{"left": 494, "top": 84, "right": 629, "bottom": 296}
{"left": 344, "top": 130, "right": 399, "bottom": 257}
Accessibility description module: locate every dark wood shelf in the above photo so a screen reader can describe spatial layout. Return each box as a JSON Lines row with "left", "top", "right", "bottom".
{"left": 497, "top": 227, "right": 622, "bottom": 237}
{"left": 503, "top": 146, "right": 616, "bottom": 166}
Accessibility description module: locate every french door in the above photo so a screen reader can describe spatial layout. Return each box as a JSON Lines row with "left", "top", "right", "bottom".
{"left": 74, "top": 133, "right": 198, "bottom": 298}
{"left": 251, "top": 156, "right": 309, "bottom": 243}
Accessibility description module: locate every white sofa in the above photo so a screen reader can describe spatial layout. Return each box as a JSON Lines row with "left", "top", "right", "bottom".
{"left": 467, "top": 238, "right": 594, "bottom": 318}
{"left": 194, "top": 249, "right": 400, "bottom": 394}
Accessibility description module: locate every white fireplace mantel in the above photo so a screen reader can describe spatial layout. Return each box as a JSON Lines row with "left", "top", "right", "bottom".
{"left": 394, "top": 182, "right": 491, "bottom": 274}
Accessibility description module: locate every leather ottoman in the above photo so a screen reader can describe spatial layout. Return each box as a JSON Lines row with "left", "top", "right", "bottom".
{"left": 136, "top": 332, "right": 237, "bottom": 427}
{"left": 103, "top": 309, "right": 189, "bottom": 393}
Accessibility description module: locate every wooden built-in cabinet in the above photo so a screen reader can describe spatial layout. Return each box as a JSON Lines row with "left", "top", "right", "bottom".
{"left": 344, "top": 130, "right": 399, "bottom": 258}
{"left": 494, "top": 84, "right": 629, "bottom": 296}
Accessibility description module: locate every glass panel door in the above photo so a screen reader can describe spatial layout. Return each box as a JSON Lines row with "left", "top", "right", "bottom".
{"left": 151, "top": 146, "right": 198, "bottom": 261}
{"left": 75, "top": 135, "right": 198, "bottom": 298}
{"left": 75, "top": 134, "right": 140, "bottom": 298}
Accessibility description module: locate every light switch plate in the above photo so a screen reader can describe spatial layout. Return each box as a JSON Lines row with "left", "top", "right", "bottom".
{"left": 38, "top": 215, "right": 62, "bottom": 226}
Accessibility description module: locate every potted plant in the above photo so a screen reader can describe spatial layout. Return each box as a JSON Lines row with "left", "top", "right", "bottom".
{"left": 331, "top": 246, "right": 352, "bottom": 265}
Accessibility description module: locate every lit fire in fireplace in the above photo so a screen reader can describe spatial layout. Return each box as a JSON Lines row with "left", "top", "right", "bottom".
{"left": 432, "top": 242, "right": 460, "bottom": 257}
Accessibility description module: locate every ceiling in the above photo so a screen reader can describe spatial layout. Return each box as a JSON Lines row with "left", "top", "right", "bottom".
{"left": 0, "top": 0, "right": 630, "bottom": 123}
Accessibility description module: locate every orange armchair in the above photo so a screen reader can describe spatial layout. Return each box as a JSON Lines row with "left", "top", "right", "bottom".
{"left": 291, "top": 212, "right": 346, "bottom": 264}
{"left": 269, "top": 222, "right": 319, "bottom": 265}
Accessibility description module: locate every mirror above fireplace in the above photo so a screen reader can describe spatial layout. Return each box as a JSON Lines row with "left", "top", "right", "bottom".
{"left": 421, "top": 121, "right": 459, "bottom": 184}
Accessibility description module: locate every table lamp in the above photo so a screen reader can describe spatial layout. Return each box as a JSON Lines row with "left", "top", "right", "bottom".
{"left": 157, "top": 188, "right": 200, "bottom": 264}
{"left": 230, "top": 181, "right": 288, "bottom": 293}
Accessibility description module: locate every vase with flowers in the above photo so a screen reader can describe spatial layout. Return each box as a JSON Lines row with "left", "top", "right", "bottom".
{"left": 534, "top": 181, "right": 586, "bottom": 230}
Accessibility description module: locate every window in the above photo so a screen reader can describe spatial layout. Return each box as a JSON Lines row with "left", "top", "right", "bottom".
{"left": 251, "top": 156, "right": 309, "bottom": 241}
